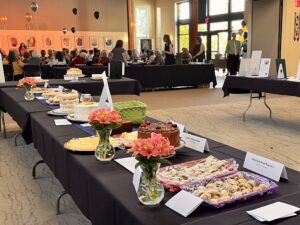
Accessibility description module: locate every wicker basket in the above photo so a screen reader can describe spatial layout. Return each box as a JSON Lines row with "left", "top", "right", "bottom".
{"left": 113, "top": 101, "right": 147, "bottom": 124}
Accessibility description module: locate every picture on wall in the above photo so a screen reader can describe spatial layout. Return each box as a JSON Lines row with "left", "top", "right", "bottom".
{"left": 89, "top": 36, "right": 98, "bottom": 48}
{"left": 294, "top": 12, "right": 300, "bottom": 42}
{"left": 140, "top": 39, "right": 152, "bottom": 50}
{"left": 75, "top": 36, "right": 84, "bottom": 48}
{"left": 43, "top": 36, "right": 53, "bottom": 48}
{"left": 104, "top": 37, "right": 113, "bottom": 48}
{"left": 8, "top": 36, "right": 19, "bottom": 48}
{"left": 25, "top": 36, "right": 36, "bottom": 48}
{"left": 61, "top": 36, "right": 71, "bottom": 48}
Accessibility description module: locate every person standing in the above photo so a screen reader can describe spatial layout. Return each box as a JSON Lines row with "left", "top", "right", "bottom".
{"left": 163, "top": 34, "right": 175, "bottom": 65}
{"left": 225, "top": 33, "right": 241, "bottom": 75}
{"left": 110, "top": 40, "right": 128, "bottom": 65}
{"left": 192, "top": 37, "right": 205, "bottom": 62}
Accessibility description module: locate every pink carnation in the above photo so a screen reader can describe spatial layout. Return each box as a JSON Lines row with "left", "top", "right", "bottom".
{"left": 128, "top": 133, "right": 175, "bottom": 158}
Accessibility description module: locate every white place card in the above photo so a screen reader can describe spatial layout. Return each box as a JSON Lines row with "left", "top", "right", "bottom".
{"left": 71, "top": 89, "right": 78, "bottom": 93}
{"left": 258, "top": 58, "right": 271, "bottom": 77}
{"left": 181, "top": 132, "right": 209, "bottom": 153}
{"left": 98, "top": 72, "right": 113, "bottom": 110}
{"left": 277, "top": 64, "right": 285, "bottom": 79}
{"left": 81, "top": 123, "right": 91, "bottom": 127}
{"left": 133, "top": 167, "right": 142, "bottom": 192}
{"left": 114, "top": 157, "right": 137, "bottom": 173}
{"left": 297, "top": 60, "right": 300, "bottom": 80}
{"left": 247, "top": 202, "right": 300, "bottom": 222}
{"left": 44, "top": 82, "right": 49, "bottom": 88}
{"left": 54, "top": 119, "right": 72, "bottom": 126}
{"left": 36, "top": 96, "right": 45, "bottom": 100}
{"left": 58, "top": 85, "right": 64, "bottom": 93}
{"left": 165, "top": 190, "right": 203, "bottom": 217}
{"left": 239, "top": 58, "right": 251, "bottom": 77}
{"left": 243, "top": 152, "right": 288, "bottom": 182}
{"left": 170, "top": 120, "right": 185, "bottom": 137}
{"left": 0, "top": 53, "right": 5, "bottom": 83}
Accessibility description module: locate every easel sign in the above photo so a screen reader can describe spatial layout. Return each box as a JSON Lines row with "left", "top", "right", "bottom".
{"left": 276, "top": 59, "right": 287, "bottom": 79}
{"left": 250, "top": 50, "right": 262, "bottom": 75}
{"left": 0, "top": 53, "right": 5, "bottom": 83}
{"left": 258, "top": 58, "right": 271, "bottom": 77}
{"left": 98, "top": 71, "right": 113, "bottom": 110}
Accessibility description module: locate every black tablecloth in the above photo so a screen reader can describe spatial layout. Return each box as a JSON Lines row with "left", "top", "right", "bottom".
{"left": 40, "top": 64, "right": 217, "bottom": 89}
{"left": 30, "top": 112, "right": 300, "bottom": 225}
{"left": 222, "top": 76, "right": 300, "bottom": 97}
{"left": 0, "top": 78, "right": 141, "bottom": 96}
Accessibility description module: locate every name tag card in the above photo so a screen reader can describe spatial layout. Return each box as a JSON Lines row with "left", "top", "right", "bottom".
{"left": 36, "top": 96, "right": 45, "bottom": 100}
{"left": 181, "top": 133, "right": 209, "bottom": 153}
{"left": 247, "top": 202, "right": 300, "bottom": 222}
{"left": 133, "top": 167, "right": 142, "bottom": 192}
{"left": 54, "top": 119, "right": 72, "bottom": 126}
{"left": 170, "top": 120, "right": 185, "bottom": 137}
{"left": 114, "top": 157, "right": 137, "bottom": 173}
{"left": 71, "top": 89, "right": 78, "bottom": 93}
{"left": 58, "top": 85, "right": 64, "bottom": 93}
{"left": 243, "top": 152, "right": 288, "bottom": 182}
{"left": 81, "top": 123, "right": 91, "bottom": 127}
{"left": 165, "top": 190, "right": 203, "bottom": 217}
{"left": 44, "top": 82, "right": 49, "bottom": 88}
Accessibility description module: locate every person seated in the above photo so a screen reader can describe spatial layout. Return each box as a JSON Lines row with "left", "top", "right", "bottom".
{"left": 140, "top": 49, "right": 148, "bottom": 61}
{"left": 2, "top": 50, "right": 24, "bottom": 80}
{"left": 47, "top": 49, "right": 55, "bottom": 64}
{"left": 22, "top": 52, "right": 30, "bottom": 63}
{"left": 70, "top": 50, "right": 87, "bottom": 66}
{"left": 147, "top": 50, "right": 155, "bottom": 64}
{"left": 132, "top": 49, "right": 139, "bottom": 61}
{"left": 150, "top": 50, "right": 164, "bottom": 65}
{"left": 127, "top": 50, "right": 133, "bottom": 61}
{"left": 40, "top": 49, "right": 47, "bottom": 65}
{"left": 62, "top": 48, "right": 71, "bottom": 64}
{"left": 28, "top": 51, "right": 41, "bottom": 65}
{"left": 87, "top": 50, "right": 94, "bottom": 62}
{"left": 69, "top": 50, "right": 77, "bottom": 62}
{"left": 0, "top": 49, "right": 7, "bottom": 58}
{"left": 181, "top": 48, "right": 192, "bottom": 64}
{"left": 49, "top": 51, "right": 67, "bottom": 66}
{"left": 98, "top": 50, "right": 109, "bottom": 66}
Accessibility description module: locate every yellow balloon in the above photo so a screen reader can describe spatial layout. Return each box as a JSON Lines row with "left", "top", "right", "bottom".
{"left": 25, "top": 13, "right": 32, "bottom": 22}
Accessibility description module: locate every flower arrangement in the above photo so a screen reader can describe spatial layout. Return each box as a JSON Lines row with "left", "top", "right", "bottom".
{"left": 18, "top": 77, "right": 37, "bottom": 87}
{"left": 88, "top": 109, "right": 122, "bottom": 161}
{"left": 128, "top": 133, "right": 175, "bottom": 205}
{"left": 88, "top": 108, "right": 122, "bottom": 130}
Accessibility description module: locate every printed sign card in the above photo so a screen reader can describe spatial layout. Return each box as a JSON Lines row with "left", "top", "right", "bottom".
{"left": 258, "top": 58, "right": 271, "bottom": 77}
{"left": 243, "top": 152, "right": 288, "bottom": 182}
{"left": 250, "top": 51, "right": 262, "bottom": 75}
{"left": 239, "top": 58, "right": 251, "bottom": 76}
{"left": 181, "top": 132, "right": 209, "bottom": 153}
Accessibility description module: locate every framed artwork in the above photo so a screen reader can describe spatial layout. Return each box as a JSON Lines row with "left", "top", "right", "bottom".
{"left": 89, "top": 36, "right": 99, "bottom": 48}
{"left": 75, "top": 36, "right": 84, "bottom": 48}
{"left": 104, "top": 37, "right": 113, "bottom": 48}
{"left": 61, "top": 36, "right": 71, "bottom": 48}
{"left": 43, "top": 36, "right": 53, "bottom": 48}
{"left": 8, "top": 36, "right": 19, "bottom": 48}
{"left": 140, "top": 39, "right": 152, "bottom": 50}
{"left": 25, "top": 36, "right": 36, "bottom": 48}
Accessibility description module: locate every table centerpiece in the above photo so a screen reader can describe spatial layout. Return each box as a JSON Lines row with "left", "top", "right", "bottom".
{"left": 88, "top": 109, "right": 122, "bottom": 161}
{"left": 18, "top": 77, "right": 37, "bottom": 101}
{"left": 128, "top": 133, "right": 175, "bottom": 205}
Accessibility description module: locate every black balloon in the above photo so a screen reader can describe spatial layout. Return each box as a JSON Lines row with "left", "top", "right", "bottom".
{"left": 94, "top": 11, "right": 100, "bottom": 20}
{"left": 63, "top": 28, "right": 67, "bottom": 34}
{"left": 72, "top": 8, "right": 78, "bottom": 15}
{"left": 30, "top": 2, "right": 38, "bottom": 12}
{"left": 71, "top": 27, "right": 76, "bottom": 33}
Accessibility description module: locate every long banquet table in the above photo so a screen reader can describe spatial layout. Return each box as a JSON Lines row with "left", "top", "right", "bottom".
{"left": 0, "top": 88, "right": 299, "bottom": 224}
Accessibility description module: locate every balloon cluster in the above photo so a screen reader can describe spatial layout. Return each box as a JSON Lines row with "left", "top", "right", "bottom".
{"left": 25, "top": 13, "right": 32, "bottom": 22}
{"left": 63, "top": 28, "right": 67, "bottom": 34}
{"left": 94, "top": 11, "right": 100, "bottom": 20}
{"left": 30, "top": 2, "right": 38, "bottom": 13}
{"left": 0, "top": 16, "right": 8, "bottom": 22}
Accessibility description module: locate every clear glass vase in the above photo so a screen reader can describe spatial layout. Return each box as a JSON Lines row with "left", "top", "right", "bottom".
{"left": 95, "top": 129, "right": 115, "bottom": 161}
{"left": 137, "top": 163, "right": 165, "bottom": 206}
{"left": 24, "top": 85, "right": 35, "bottom": 101}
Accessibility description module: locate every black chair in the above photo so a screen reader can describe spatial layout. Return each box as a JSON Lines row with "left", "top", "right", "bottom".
{"left": 23, "top": 65, "right": 41, "bottom": 77}
{"left": 3, "top": 64, "right": 14, "bottom": 81}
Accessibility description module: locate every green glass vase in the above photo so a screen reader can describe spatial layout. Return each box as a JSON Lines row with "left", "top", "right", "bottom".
{"left": 95, "top": 129, "right": 115, "bottom": 161}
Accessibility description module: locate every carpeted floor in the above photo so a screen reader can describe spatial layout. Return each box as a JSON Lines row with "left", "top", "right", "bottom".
{"left": 148, "top": 96, "right": 300, "bottom": 171}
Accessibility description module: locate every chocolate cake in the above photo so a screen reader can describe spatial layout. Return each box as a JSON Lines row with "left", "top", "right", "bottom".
{"left": 138, "top": 121, "right": 180, "bottom": 147}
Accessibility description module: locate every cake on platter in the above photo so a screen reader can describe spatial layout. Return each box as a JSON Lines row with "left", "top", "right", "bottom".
{"left": 59, "top": 92, "right": 79, "bottom": 112}
{"left": 137, "top": 121, "right": 180, "bottom": 147}
{"left": 66, "top": 68, "right": 83, "bottom": 76}
{"left": 73, "top": 102, "right": 98, "bottom": 121}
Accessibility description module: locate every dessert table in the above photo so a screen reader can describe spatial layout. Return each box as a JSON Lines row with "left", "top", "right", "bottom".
{"left": 29, "top": 112, "right": 300, "bottom": 225}
{"left": 222, "top": 76, "right": 300, "bottom": 121}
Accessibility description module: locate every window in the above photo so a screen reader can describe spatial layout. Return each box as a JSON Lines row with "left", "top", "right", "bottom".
{"left": 178, "top": 25, "right": 189, "bottom": 50}
{"left": 209, "top": 0, "right": 229, "bottom": 16}
{"left": 231, "top": 19, "right": 243, "bottom": 32}
{"left": 210, "top": 22, "right": 228, "bottom": 31}
{"left": 135, "top": 7, "right": 149, "bottom": 38}
{"left": 198, "top": 23, "right": 207, "bottom": 32}
{"left": 178, "top": 2, "right": 190, "bottom": 21}
{"left": 231, "top": 0, "right": 245, "bottom": 13}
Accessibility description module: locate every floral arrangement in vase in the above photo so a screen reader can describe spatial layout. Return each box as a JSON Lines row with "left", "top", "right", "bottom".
{"left": 128, "top": 133, "right": 175, "bottom": 205}
{"left": 18, "top": 77, "right": 37, "bottom": 101}
{"left": 88, "top": 109, "right": 122, "bottom": 161}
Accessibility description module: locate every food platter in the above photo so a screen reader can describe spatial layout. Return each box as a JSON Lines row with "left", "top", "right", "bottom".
{"left": 48, "top": 108, "right": 73, "bottom": 116}
{"left": 66, "top": 114, "right": 88, "bottom": 123}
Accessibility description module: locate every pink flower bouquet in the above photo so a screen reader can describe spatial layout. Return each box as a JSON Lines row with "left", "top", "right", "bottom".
{"left": 88, "top": 108, "right": 122, "bottom": 130}
{"left": 18, "top": 77, "right": 37, "bottom": 87}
